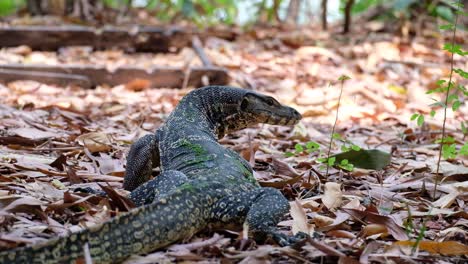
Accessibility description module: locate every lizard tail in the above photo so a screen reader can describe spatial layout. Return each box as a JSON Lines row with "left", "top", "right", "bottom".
{"left": 0, "top": 187, "right": 212, "bottom": 264}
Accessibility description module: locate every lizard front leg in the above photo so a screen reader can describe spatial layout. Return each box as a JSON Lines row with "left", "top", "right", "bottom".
{"left": 212, "top": 187, "right": 302, "bottom": 245}
{"left": 123, "top": 133, "right": 160, "bottom": 191}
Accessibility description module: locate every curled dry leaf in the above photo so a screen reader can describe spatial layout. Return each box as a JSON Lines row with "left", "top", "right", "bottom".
{"left": 312, "top": 214, "right": 334, "bottom": 228}
{"left": 361, "top": 224, "right": 389, "bottom": 238}
{"left": 342, "top": 208, "right": 408, "bottom": 241}
{"left": 258, "top": 174, "right": 302, "bottom": 189}
{"left": 290, "top": 199, "right": 314, "bottom": 236}
{"left": 9, "top": 127, "right": 57, "bottom": 140}
{"left": 395, "top": 241, "right": 468, "bottom": 256}
{"left": 272, "top": 157, "right": 301, "bottom": 177}
{"left": 76, "top": 132, "right": 112, "bottom": 153}
{"left": 322, "top": 182, "right": 342, "bottom": 210}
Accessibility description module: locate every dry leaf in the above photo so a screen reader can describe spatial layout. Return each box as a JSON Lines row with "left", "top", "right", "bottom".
{"left": 322, "top": 182, "right": 342, "bottom": 210}
{"left": 342, "top": 208, "right": 408, "bottom": 241}
{"left": 77, "top": 132, "right": 112, "bottom": 153}
{"left": 290, "top": 199, "right": 314, "bottom": 236}
{"left": 395, "top": 241, "right": 468, "bottom": 256}
{"left": 361, "top": 224, "right": 389, "bottom": 238}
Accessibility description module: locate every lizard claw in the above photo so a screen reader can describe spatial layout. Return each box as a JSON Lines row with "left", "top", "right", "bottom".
{"left": 271, "top": 231, "right": 309, "bottom": 247}
{"left": 74, "top": 187, "right": 107, "bottom": 197}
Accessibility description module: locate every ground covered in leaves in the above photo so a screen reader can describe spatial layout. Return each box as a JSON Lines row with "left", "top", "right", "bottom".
{"left": 0, "top": 24, "right": 467, "bottom": 263}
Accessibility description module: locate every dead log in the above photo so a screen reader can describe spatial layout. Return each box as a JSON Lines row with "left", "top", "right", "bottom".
{"left": 0, "top": 64, "right": 229, "bottom": 88}
{"left": 0, "top": 25, "right": 190, "bottom": 52}
{"left": 0, "top": 68, "right": 92, "bottom": 88}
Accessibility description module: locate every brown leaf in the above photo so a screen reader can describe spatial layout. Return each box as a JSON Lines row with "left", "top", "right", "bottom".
{"left": 0, "top": 196, "right": 47, "bottom": 220}
{"left": 258, "top": 174, "right": 302, "bottom": 189}
{"left": 10, "top": 127, "right": 57, "bottom": 140}
{"left": 322, "top": 182, "right": 342, "bottom": 210}
{"left": 99, "top": 184, "right": 135, "bottom": 211}
{"left": 49, "top": 154, "right": 67, "bottom": 171}
{"left": 395, "top": 241, "right": 468, "bottom": 256}
{"left": 361, "top": 224, "right": 389, "bottom": 238}
{"left": 272, "top": 157, "right": 301, "bottom": 177}
{"left": 77, "top": 132, "right": 112, "bottom": 153}
{"left": 290, "top": 199, "right": 314, "bottom": 236}
{"left": 342, "top": 208, "right": 408, "bottom": 241}
{"left": 125, "top": 78, "right": 151, "bottom": 91}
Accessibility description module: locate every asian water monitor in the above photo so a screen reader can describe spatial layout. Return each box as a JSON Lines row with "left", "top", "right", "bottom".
{"left": 0, "top": 86, "right": 302, "bottom": 263}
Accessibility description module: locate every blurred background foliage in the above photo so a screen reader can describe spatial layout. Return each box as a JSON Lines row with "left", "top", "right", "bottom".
{"left": 0, "top": 0, "right": 462, "bottom": 27}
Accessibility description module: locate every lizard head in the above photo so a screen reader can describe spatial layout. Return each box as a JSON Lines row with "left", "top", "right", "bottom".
{"left": 190, "top": 86, "right": 301, "bottom": 138}
{"left": 238, "top": 92, "right": 302, "bottom": 127}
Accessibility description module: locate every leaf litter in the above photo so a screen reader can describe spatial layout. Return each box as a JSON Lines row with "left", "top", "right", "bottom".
{"left": 0, "top": 24, "right": 467, "bottom": 263}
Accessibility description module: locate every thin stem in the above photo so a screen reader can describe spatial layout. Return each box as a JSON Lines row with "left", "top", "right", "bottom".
{"left": 433, "top": 0, "right": 460, "bottom": 199}
{"left": 325, "top": 80, "right": 344, "bottom": 178}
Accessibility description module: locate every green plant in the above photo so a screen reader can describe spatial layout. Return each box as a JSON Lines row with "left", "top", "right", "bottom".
{"left": 286, "top": 76, "right": 357, "bottom": 173}
{"left": 325, "top": 75, "right": 351, "bottom": 176}
{"left": 409, "top": 0, "right": 466, "bottom": 198}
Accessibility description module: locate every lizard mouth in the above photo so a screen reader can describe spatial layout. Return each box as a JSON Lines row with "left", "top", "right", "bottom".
{"left": 258, "top": 108, "right": 302, "bottom": 126}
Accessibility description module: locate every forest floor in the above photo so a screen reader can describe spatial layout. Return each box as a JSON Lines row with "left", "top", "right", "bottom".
{"left": 0, "top": 22, "right": 467, "bottom": 263}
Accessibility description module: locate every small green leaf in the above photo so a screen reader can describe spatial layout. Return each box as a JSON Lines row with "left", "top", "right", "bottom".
{"left": 447, "top": 94, "right": 458, "bottom": 103}
{"left": 430, "top": 110, "right": 436, "bottom": 117}
{"left": 317, "top": 157, "right": 327, "bottom": 163}
{"left": 452, "top": 100, "right": 461, "bottom": 111}
{"left": 436, "top": 136, "right": 455, "bottom": 144}
{"left": 443, "top": 43, "right": 467, "bottom": 56}
{"left": 295, "top": 144, "right": 304, "bottom": 153}
{"left": 341, "top": 145, "right": 350, "bottom": 152}
{"left": 285, "top": 152, "right": 295, "bottom": 157}
{"left": 439, "top": 24, "right": 454, "bottom": 30}
{"left": 454, "top": 68, "right": 468, "bottom": 79}
{"left": 436, "top": 79, "right": 446, "bottom": 86}
{"left": 410, "top": 113, "right": 419, "bottom": 121}
{"left": 429, "top": 101, "right": 446, "bottom": 108}
{"left": 417, "top": 114, "right": 425, "bottom": 126}
{"left": 351, "top": 145, "right": 361, "bottom": 151}
{"left": 328, "top": 157, "right": 336, "bottom": 166}
{"left": 338, "top": 75, "right": 351, "bottom": 81}
{"left": 461, "top": 122, "right": 467, "bottom": 135}
{"left": 305, "top": 141, "right": 320, "bottom": 152}
{"left": 332, "top": 133, "right": 343, "bottom": 140}
{"left": 339, "top": 159, "right": 354, "bottom": 171}
{"left": 442, "top": 144, "right": 457, "bottom": 159}
{"left": 459, "top": 142, "right": 468, "bottom": 156}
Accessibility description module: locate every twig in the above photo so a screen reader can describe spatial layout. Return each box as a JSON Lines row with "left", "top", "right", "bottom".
{"left": 192, "top": 36, "right": 213, "bottom": 67}
{"left": 433, "top": 0, "right": 460, "bottom": 200}
{"left": 325, "top": 76, "right": 349, "bottom": 178}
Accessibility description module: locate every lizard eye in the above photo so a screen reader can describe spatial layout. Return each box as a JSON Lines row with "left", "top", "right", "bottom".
{"left": 266, "top": 98, "right": 276, "bottom": 106}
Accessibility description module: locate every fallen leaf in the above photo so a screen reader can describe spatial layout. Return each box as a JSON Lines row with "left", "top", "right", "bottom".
{"left": 77, "top": 132, "right": 112, "bottom": 153}
{"left": 342, "top": 208, "right": 408, "bottom": 241}
{"left": 290, "top": 199, "right": 314, "bottom": 236}
{"left": 361, "top": 224, "right": 389, "bottom": 238}
{"left": 322, "top": 182, "right": 342, "bottom": 210}
{"left": 332, "top": 149, "right": 391, "bottom": 170}
{"left": 9, "top": 127, "right": 57, "bottom": 140}
{"left": 395, "top": 240, "right": 468, "bottom": 256}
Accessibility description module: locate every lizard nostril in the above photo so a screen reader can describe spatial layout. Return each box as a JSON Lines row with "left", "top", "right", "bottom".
{"left": 292, "top": 109, "right": 301, "bottom": 118}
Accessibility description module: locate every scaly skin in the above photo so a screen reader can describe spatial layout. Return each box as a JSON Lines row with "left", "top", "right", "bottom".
{"left": 0, "top": 86, "right": 302, "bottom": 264}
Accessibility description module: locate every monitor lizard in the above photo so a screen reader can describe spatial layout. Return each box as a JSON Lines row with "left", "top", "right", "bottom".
{"left": 0, "top": 86, "right": 302, "bottom": 263}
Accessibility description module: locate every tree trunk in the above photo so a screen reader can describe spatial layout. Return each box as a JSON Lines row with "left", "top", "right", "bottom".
{"left": 286, "top": 0, "right": 300, "bottom": 25}
{"left": 321, "top": 0, "right": 328, "bottom": 30}
{"left": 272, "top": 0, "right": 282, "bottom": 22}
{"left": 27, "top": 0, "right": 43, "bottom": 15}
{"left": 343, "top": 0, "right": 355, "bottom": 33}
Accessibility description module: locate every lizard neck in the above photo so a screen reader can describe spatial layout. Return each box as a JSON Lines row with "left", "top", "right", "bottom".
{"left": 182, "top": 86, "right": 248, "bottom": 139}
